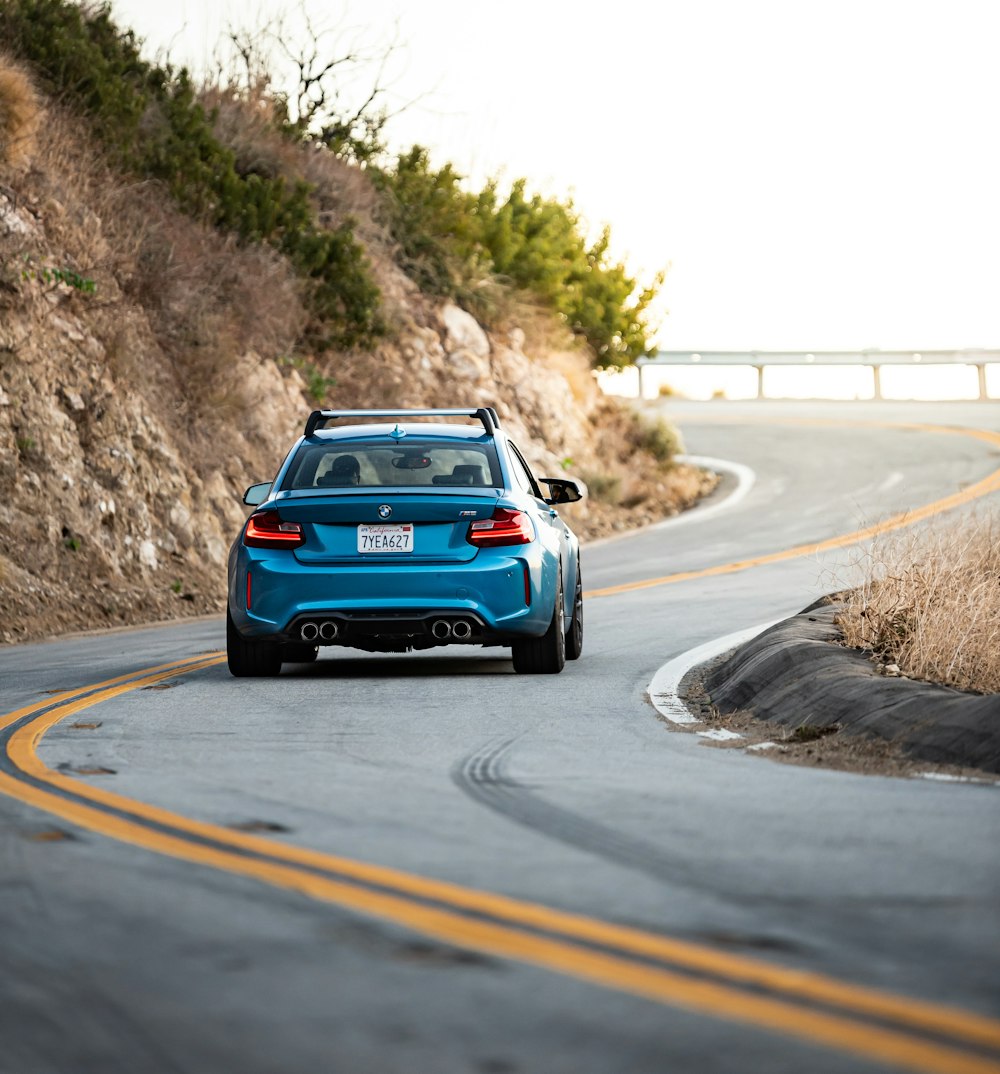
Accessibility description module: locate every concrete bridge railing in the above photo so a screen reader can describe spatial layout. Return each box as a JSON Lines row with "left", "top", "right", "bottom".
{"left": 635, "top": 349, "right": 999, "bottom": 401}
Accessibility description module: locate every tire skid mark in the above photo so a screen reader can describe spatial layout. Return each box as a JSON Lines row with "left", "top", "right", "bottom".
{"left": 3, "top": 730, "right": 1000, "bottom": 1074}
{"left": 3, "top": 672, "right": 1000, "bottom": 1073}
{"left": 453, "top": 737, "right": 723, "bottom": 897}
{"left": 2, "top": 415, "right": 1000, "bottom": 1071}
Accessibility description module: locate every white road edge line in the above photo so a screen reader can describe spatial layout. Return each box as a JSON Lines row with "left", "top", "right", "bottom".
{"left": 668, "top": 455, "right": 756, "bottom": 530}
{"left": 583, "top": 455, "right": 756, "bottom": 549}
{"left": 651, "top": 630, "right": 1000, "bottom": 781}
{"left": 647, "top": 620, "right": 783, "bottom": 739}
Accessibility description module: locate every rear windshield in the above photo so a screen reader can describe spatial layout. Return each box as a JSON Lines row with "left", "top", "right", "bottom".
{"left": 282, "top": 439, "right": 502, "bottom": 490}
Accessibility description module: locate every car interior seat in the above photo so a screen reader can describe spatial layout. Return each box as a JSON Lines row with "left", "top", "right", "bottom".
{"left": 317, "top": 454, "right": 361, "bottom": 487}
{"left": 431, "top": 463, "right": 485, "bottom": 486}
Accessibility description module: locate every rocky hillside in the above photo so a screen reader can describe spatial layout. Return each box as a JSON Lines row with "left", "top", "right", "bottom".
{"left": 0, "top": 57, "right": 715, "bottom": 646}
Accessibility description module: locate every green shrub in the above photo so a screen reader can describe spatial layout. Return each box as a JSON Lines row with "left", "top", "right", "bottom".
{"left": 3, "top": 0, "right": 660, "bottom": 364}
{"left": 370, "top": 146, "right": 479, "bottom": 297}
{"left": 279, "top": 354, "right": 336, "bottom": 402}
{"left": 20, "top": 256, "right": 96, "bottom": 293}
{"left": 634, "top": 416, "right": 684, "bottom": 464}
{"left": 373, "top": 147, "right": 661, "bottom": 367}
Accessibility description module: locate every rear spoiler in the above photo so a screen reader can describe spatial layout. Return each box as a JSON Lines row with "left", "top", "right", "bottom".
{"left": 304, "top": 407, "right": 501, "bottom": 438}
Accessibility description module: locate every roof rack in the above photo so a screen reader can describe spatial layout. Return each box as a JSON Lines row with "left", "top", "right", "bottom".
{"left": 304, "top": 408, "right": 501, "bottom": 439}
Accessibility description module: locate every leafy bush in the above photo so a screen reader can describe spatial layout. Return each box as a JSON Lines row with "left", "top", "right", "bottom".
{"left": 373, "top": 147, "right": 661, "bottom": 367}
{"left": 633, "top": 415, "right": 684, "bottom": 464}
{"left": 371, "top": 147, "right": 476, "bottom": 295}
{"left": 20, "top": 255, "right": 95, "bottom": 293}
{"left": 3, "top": 0, "right": 662, "bottom": 365}
{"left": 0, "top": 0, "right": 381, "bottom": 349}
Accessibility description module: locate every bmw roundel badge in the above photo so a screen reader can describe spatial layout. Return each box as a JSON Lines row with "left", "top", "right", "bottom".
{"left": 378, "top": 504, "right": 392, "bottom": 519}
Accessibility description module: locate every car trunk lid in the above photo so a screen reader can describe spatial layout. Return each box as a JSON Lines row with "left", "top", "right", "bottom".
{"left": 273, "top": 491, "right": 500, "bottom": 564}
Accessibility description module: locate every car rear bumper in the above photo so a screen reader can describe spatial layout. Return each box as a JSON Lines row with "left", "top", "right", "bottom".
{"left": 230, "top": 547, "right": 553, "bottom": 643}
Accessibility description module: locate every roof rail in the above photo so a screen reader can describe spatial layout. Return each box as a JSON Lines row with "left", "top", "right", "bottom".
{"left": 304, "top": 408, "right": 499, "bottom": 439}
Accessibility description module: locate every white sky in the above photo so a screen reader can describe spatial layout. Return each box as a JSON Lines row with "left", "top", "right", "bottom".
{"left": 111, "top": 0, "right": 999, "bottom": 352}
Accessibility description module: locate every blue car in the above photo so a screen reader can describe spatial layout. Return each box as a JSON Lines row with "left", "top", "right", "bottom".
{"left": 227, "top": 407, "right": 584, "bottom": 676}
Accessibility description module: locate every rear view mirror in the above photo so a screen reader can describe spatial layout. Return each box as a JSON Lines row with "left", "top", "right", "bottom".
{"left": 540, "top": 477, "right": 583, "bottom": 505}
{"left": 243, "top": 482, "right": 271, "bottom": 506}
{"left": 392, "top": 454, "right": 433, "bottom": 470}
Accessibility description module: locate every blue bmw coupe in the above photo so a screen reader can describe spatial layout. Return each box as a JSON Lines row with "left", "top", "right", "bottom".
{"left": 227, "top": 408, "right": 584, "bottom": 676}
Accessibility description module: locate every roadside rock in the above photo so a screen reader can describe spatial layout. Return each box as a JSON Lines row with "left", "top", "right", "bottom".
{"left": 705, "top": 603, "right": 1000, "bottom": 774}
{"left": 440, "top": 303, "right": 491, "bottom": 360}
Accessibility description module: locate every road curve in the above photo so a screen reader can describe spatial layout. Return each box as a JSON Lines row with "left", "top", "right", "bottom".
{"left": 1, "top": 400, "right": 998, "bottom": 1074}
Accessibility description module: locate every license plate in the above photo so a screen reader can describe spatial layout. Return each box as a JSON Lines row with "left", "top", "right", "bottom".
{"left": 357, "top": 523, "right": 414, "bottom": 553}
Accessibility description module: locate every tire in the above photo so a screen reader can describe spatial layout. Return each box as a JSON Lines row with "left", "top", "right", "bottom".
{"left": 512, "top": 568, "right": 566, "bottom": 674}
{"left": 282, "top": 643, "right": 319, "bottom": 664}
{"left": 565, "top": 565, "right": 583, "bottom": 661}
{"left": 227, "top": 607, "right": 282, "bottom": 678}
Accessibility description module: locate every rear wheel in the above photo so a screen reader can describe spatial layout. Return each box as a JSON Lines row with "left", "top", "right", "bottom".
{"left": 565, "top": 565, "right": 583, "bottom": 660}
{"left": 227, "top": 607, "right": 282, "bottom": 678}
{"left": 512, "top": 569, "right": 566, "bottom": 674}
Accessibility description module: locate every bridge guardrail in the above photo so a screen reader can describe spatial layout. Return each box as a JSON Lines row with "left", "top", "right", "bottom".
{"left": 635, "top": 349, "right": 999, "bottom": 400}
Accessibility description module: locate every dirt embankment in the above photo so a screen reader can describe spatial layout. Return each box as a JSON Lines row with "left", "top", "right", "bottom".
{"left": 690, "top": 602, "right": 1000, "bottom": 777}
{"left": 0, "top": 88, "right": 714, "bottom": 646}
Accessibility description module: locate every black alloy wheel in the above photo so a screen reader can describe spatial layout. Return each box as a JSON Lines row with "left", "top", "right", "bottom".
{"left": 511, "top": 568, "right": 566, "bottom": 674}
{"left": 227, "top": 606, "right": 282, "bottom": 677}
{"left": 565, "top": 565, "right": 583, "bottom": 660}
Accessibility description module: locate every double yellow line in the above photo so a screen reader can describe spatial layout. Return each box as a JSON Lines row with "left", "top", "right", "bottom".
{"left": 585, "top": 421, "right": 1000, "bottom": 599}
{"left": 2, "top": 660, "right": 1000, "bottom": 1074}
{"left": 3, "top": 418, "right": 1000, "bottom": 1070}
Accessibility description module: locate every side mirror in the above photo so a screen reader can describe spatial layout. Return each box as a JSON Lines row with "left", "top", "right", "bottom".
{"left": 540, "top": 477, "right": 583, "bottom": 505}
{"left": 242, "top": 482, "right": 272, "bottom": 506}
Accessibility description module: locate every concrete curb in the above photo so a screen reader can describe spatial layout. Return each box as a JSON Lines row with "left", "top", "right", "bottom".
{"left": 704, "top": 603, "right": 1000, "bottom": 774}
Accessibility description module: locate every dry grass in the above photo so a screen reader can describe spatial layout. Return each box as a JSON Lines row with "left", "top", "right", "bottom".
{"left": 0, "top": 54, "right": 40, "bottom": 169}
{"left": 21, "top": 107, "right": 307, "bottom": 423}
{"left": 581, "top": 471, "right": 622, "bottom": 505}
{"left": 836, "top": 514, "right": 1000, "bottom": 694}
{"left": 200, "top": 82, "right": 388, "bottom": 252}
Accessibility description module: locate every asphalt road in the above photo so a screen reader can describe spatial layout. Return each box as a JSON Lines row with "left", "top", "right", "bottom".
{"left": 1, "top": 400, "right": 999, "bottom": 1074}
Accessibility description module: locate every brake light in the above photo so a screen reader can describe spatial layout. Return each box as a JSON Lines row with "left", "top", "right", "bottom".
{"left": 244, "top": 510, "right": 304, "bottom": 549}
{"left": 467, "top": 508, "right": 534, "bottom": 547}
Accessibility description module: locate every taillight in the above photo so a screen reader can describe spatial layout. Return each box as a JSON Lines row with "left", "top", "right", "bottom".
{"left": 467, "top": 508, "right": 534, "bottom": 547}
{"left": 244, "top": 510, "right": 304, "bottom": 549}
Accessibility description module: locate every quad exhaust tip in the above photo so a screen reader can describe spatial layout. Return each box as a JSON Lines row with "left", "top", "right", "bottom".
{"left": 303, "top": 617, "right": 471, "bottom": 643}
{"left": 431, "top": 619, "right": 472, "bottom": 641}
